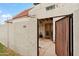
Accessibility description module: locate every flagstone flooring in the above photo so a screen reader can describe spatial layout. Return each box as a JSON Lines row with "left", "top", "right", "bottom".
{"left": 39, "top": 38, "right": 56, "bottom": 56}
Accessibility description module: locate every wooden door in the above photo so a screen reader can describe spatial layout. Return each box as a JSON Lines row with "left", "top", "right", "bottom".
{"left": 55, "top": 16, "right": 73, "bottom": 56}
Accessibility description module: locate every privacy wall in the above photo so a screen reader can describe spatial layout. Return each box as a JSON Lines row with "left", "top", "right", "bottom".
{"left": 0, "top": 17, "right": 37, "bottom": 56}
{"left": 0, "top": 24, "right": 8, "bottom": 47}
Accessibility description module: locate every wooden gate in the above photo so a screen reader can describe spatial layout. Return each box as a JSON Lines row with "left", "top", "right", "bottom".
{"left": 55, "top": 16, "right": 73, "bottom": 56}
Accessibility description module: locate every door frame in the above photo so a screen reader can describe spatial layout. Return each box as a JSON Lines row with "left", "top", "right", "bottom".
{"left": 37, "top": 14, "right": 73, "bottom": 56}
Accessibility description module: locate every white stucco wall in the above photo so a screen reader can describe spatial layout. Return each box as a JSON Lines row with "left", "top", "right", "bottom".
{"left": 12, "top": 17, "right": 37, "bottom": 56}
{"left": 7, "top": 23, "right": 15, "bottom": 49}
{"left": 73, "top": 9, "right": 79, "bottom": 56}
{"left": 29, "top": 3, "right": 79, "bottom": 19}
{"left": 0, "top": 17, "right": 37, "bottom": 56}
{"left": 0, "top": 24, "right": 8, "bottom": 47}
{"left": 8, "top": 17, "right": 37, "bottom": 56}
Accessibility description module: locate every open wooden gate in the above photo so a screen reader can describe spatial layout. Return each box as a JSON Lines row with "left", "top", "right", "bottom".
{"left": 55, "top": 15, "right": 73, "bottom": 56}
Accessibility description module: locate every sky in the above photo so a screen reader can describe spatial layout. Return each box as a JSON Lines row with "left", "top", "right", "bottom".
{"left": 0, "top": 3, "right": 33, "bottom": 24}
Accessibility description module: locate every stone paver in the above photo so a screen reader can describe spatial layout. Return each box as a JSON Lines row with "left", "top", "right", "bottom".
{"left": 39, "top": 38, "right": 56, "bottom": 56}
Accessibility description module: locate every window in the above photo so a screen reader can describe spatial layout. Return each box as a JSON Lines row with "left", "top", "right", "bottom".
{"left": 46, "top": 4, "right": 55, "bottom": 11}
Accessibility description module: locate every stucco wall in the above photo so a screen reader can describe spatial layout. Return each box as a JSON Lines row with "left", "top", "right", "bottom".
{"left": 73, "top": 9, "right": 79, "bottom": 56}
{"left": 0, "top": 24, "right": 8, "bottom": 47}
{"left": 0, "top": 17, "right": 37, "bottom": 56}
{"left": 12, "top": 18, "right": 37, "bottom": 55}
{"left": 29, "top": 3, "right": 79, "bottom": 19}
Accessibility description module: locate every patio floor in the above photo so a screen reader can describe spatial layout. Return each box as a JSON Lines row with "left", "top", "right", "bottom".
{"left": 39, "top": 38, "right": 56, "bottom": 56}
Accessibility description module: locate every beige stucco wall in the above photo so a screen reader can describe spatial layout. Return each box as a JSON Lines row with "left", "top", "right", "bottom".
{"left": 0, "top": 17, "right": 37, "bottom": 56}
{"left": 0, "top": 23, "right": 15, "bottom": 49}
{"left": 73, "top": 9, "right": 79, "bottom": 56}
{"left": 12, "top": 17, "right": 37, "bottom": 56}
{"left": 29, "top": 3, "right": 79, "bottom": 19}
{"left": 0, "top": 24, "right": 8, "bottom": 47}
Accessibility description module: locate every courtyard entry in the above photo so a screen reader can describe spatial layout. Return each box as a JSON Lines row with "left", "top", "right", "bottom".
{"left": 38, "top": 18, "right": 55, "bottom": 56}
{"left": 37, "top": 14, "right": 73, "bottom": 56}
{"left": 38, "top": 18, "right": 53, "bottom": 40}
